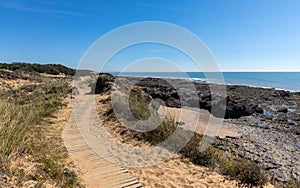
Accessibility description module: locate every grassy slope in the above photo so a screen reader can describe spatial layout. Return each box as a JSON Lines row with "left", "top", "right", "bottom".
{"left": 0, "top": 67, "right": 82, "bottom": 187}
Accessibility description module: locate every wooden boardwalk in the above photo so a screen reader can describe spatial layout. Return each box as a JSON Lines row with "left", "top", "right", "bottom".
{"left": 62, "top": 85, "right": 143, "bottom": 188}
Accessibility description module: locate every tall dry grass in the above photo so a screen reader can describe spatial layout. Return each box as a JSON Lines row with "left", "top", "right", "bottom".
{"left": 0, "top": 71, "right": 81, "bottom": 187}
{"left": 0, "top": 100, "right": 35, "bottom": 165}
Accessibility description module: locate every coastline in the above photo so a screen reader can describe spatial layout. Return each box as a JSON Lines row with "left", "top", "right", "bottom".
{"left": 111, "top": 72, "right": 300, "bottom": 93}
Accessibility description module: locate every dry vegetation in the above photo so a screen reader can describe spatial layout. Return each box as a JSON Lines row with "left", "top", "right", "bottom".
{"left": 0, "top": 67, "right": 82, "bottom": 187}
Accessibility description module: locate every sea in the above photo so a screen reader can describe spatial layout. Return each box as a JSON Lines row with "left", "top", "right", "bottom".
{"left": 110, "top": 72, "right": 300, "bottom": 92}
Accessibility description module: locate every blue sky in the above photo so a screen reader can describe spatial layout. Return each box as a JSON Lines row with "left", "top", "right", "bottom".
{"left": 0, "top": 0, "right": 299, "bottom": 71}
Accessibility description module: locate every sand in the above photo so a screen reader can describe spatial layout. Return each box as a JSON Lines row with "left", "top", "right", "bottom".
{"left": 128, "top": 155, "right": 238, "bottom": 188}
{"left": 157, "top": 106, "right": 239, "bottom": 139}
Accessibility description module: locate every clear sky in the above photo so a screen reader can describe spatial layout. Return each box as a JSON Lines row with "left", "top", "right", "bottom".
{"left": 0, "top": 0, "right": 299, "bottom": 72}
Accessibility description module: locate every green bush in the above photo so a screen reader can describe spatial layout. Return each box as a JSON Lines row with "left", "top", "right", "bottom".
{"left": 142, "top": 117, "right": 177, "bottom": 144}
{"left": 219, "top": 156, "right": 267, "bottom": 187}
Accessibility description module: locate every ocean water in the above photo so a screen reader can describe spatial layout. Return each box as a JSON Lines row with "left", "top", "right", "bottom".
{"left": 111, "top": 72, "right": 300, "bottom": 92}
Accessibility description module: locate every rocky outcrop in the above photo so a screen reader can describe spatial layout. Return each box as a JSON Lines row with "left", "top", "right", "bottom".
{"left": 90, "top": 73, "right": 115, "bottom": 94}
{"left": 95, "top": 76, "right": 294, "bottom": 120}
{"left": 133, "top": 77, "right": 267, "bottom": 119}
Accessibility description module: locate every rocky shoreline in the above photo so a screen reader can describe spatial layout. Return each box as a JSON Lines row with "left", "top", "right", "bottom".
{"left": 95, "top": 74, "right": 300, "bottom": 185}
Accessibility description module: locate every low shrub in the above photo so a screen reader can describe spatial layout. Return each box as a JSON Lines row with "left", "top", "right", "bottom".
{"left": 129, "top": 86, "right": 151, "bottom": 120}
{"left": 219, "top": 155, "right": 267, "bottom": 187}
{"left": 142, "top": 116, "right": 177, "bottom": 145}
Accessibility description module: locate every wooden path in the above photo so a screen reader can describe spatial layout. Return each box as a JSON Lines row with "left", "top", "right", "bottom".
{"left": 62, "top": 84, "right": 143, "bottom": 188}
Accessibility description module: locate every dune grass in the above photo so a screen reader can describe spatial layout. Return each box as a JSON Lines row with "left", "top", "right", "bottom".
{"left": 129, "top": 86, "right": 151, "bottom": 120}
{"left": 0, "top": 70, "right": 81, "bottom": 187}
{"left": 0, "top": 100, "right": 32, "bottom": 163}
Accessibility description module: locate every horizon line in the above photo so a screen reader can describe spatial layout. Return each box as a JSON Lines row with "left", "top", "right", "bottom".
{"left": 1, "top": 62, "right": 300, "bottom": 72}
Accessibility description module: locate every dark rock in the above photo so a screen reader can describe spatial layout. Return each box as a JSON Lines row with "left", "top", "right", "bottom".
{"left": 277, "top": 107, "right": 288, "bottom": 113}
{"left": 91, "top": 73, "right": 115, "bottom": 94}
{"left": 129, "top": 77, "right": 276, "bottom": 119}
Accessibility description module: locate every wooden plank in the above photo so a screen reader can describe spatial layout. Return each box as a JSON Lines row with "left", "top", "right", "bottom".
{"left": 62, "top": 84, "right": 143, "bottom": 188}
